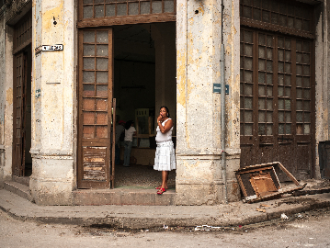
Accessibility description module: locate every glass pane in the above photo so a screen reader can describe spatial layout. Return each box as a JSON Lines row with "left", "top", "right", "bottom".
{"left": 286, "top": 112, "right": 291, "bottom": 122}
{"left": 278, "top": 111, "right": 284, "bottom": 122}
{"left": 285, "top": 87, "right": 291, "bottom": 97}
{"left": 129, "top": 3, "right": 139, "bottom": 15}
{"left": 84, "top": 112, "right": 95, "bottom": 125}
{"left": 278, "top": 62, "right": 284, "bottom": 73}
{"left": 279, "top": 124, "right": 284, "bottom": 134}
{"left": 141, "top": 2, "right": 150, "bottom": 14}
{"left": 83, "top": 71, "right": 95, "bottom": 83}
{"left": 285, "top": 51, "right": 291, "bottom": 61}
{"left": 303, "top": 77, "right": 310, "bottom": 87}
{"left": 258, "top": 85, "right": 265, "bottom": 96}
{"left": 83, "top": 85, "right": 95, "bottom": 97}
{"left": 267, "top": 61, "right": 272, "bottom": 72}
{"left": 304, "top": 112, "right": 311, "bottom": 122}
{"left": 97, "top": 113, "right": 108, "bottom": 124}
{"left": 304, "top": 124, "right": 310, "bottom": 134}
{"left": 245, "top": 98, "right": 253, "bottom": 109}
{"left": 258, "top": 99, "right": 265, "bottom": 109}
{"left": 297, "top": 112, "right": 303, "bottom": 122}
{"left": 97, "top": 32, "right": 108, "bottom": 43}
{"left": 96, "top": 126, "right": 108, "bottom": 138}
{"left": 303, "top": 54, "right": 310, "bottom": 63}
{"left": 245, "top": 111, "right": 253, "bottom": 122}
{"left": 303, "top": 41, "right": 310, "bottom": 52}
{"left": 297, "top": 89, "right": 303, "bottom": 98}
{"left": 296, "top": 41, "right": 302, "bottom": 51}
{"left": 97, "top": 58, "right": 108, "bottom": 70}
{"left": 243, "top": 6, "right": 252, "bottom": 18}
{"left": 278, "top": 37, "right": 284, "bottom": 48}
{"left": 267, "top": 36, "right": 272, "bottom": 47}
{"left": 304, "top": 89, "right": 310, "bottom": 99}
{"left": 258, "top": 124, "right": 265, "bottom": 135}
{"left": 84, "top": 6, "right": 93, "bottom": 19}
{"left": 95, "top": 5, "right": 105, "bottom": 18}
{"left": 267, "top": 100, "right": 272, "bottom": 110}
{"left": 106, "top": 4, "right": 116, "bottom": 16}
{"left": 152, "top": 0, "right": 162, "bottom": 13}
{"left": 245, "top": 71, "right": 252, "bottom": 83}
{"left": 83, "top": 99, "right": 95, "bottom": 111}
{"left": 96, "top": 99, "right": 108, "bottom": 110}
{"left": 296, "top": 53, "right": 302, "bottom": 63}
{"left": 278, "top": 15, "right": 286, "bottom": 26}
{"left": 96, "top": 72, "right": 108, "bottom": 83}
{"left": 258, "top": 111, "right": 265, "bottom": 122}
{"left": 304, "top": 101, "right": 310, "bottom": 111}
{"left": 267, "top": 112, "right": 272, "bottom": 122}
{"left": 266, "top": 125, "right": 272, "bottom": 135}
{"left": 84, "top": 58, "right": 95, "bottom": 70}
{"left": 245, "top": 31, "right": 253, "bottom": 43}
{"left": 285, "top": 63, "right": 291, "bottom": 73}
{"left": 84, "top": 0, "right": 93, "bottom": 4}
{"left": 245, "top": 58, "right": 253, "bottom": 70}
{"left": 267, "top": 48, "right": 272, "bottom": 59}
{"left": 296, "top": 100, "right": 303, "bottom": 110}
{"left": 164, "top": 0, "right": 174, "bottom": 12}
{"left": 278, "top": 49, "right": 284, "bottom": 61}
{"left": 95, "top": 0, "right": 104, "bottom": 3}
{"left": 285, "top": 125, "right": 291, "bottom": 134}
{"left": 97, "top": 85, "right": 108, "bottom": 97}
{"left": 262, "top": 11, "right": 270, "bottom": 23}
{"left": 97, "top": 45, "right": 108, "bottom": 56}
{"left": 245, "top": 124, "right": 253, "bottom": 135}
{"left": 259, "top": 47, "right": 265, "bottom": 58}
{"left": 285, "top": 75, "right": 291, "bottom": 86}
{"left": 83, "top": 126, "right": 94, "bottom": 139}
{"left": 278, "top": 99, "right": 284, "bottom": 109}
{"left": 258, "top": 34, "right": 265, "bottom": 45}
{"left": 278, "top": 86, "right": 284, "bottom": 96}
{"left": 258, "top": 72, "right": 265, "bottom": 83}
{"left": 278, "top": 74, "right": 284, "bottom": 85}
{"left": 117, "top": 4, "right": 127, "bottom": 16}
{"left": 267, "top": 86, "right": 272, "bottom": 96}
{"left": 84, "top": 44, "right": 95, "bottom": 56}
{"left": 245, "top": 84, "right": 253, "bottom": 95}
{"left": 296, "top": 65, "right": 302, "bottom": 75}
{"left": 303, "top": 65, "right": 310, "bottom": 75}
{"left": 295, "top": 19, "right": 302, "bottom": 30}
{"left": 296, "top": 76, "right": 302, "bottom": 87}
{"left": 84, "top": 31, "right": 95, "bottom": 43}
{"left": 285, "top": 39, "right": 291, "bottom": 50}
{"left": 266, "top": 74, "right": 272, "bottom": 84}
{"left": 245, "top": 44, "right": 253, "bottom": 56}
{"left": 253, "top": 9, "right": 261, "bottom": 20}
{"left": 285, "top": 100, "right": 291, "bottom": 110}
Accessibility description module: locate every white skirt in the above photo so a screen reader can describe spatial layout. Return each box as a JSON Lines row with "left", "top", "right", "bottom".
{"left": 153, "top": 141, "right": 176, "bottom": 171}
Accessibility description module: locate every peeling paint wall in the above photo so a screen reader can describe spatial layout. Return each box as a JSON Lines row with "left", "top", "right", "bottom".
{"left": 315, "top": 0, "right": 330, "bottom": 178}
{"left": 175, "top": 0, "right": 240, "bottom": 205}
{"left": 29, "top": 0, "right": 76, "bottom": 205}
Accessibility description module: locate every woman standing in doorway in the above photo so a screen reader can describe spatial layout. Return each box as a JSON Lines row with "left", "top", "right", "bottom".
{"left": 154, "top": 106, "right": 176, "bottom": 195}
{"left": 123, "top": 120, "right": 136, "bottom": 167}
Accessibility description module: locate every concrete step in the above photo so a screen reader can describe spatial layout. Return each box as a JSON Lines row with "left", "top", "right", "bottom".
{"left": 3, "top": 181, "right": 33, "bottom": 202}
{"left": 72, "top": 188, "right": 176, "bottom": 206}
{"left": 12, "top": 175, "right": 30, "bottom": 187}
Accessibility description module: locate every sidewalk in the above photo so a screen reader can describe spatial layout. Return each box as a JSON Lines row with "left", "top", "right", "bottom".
{"left": 1, "top": 189, "right": 330, "bottom": 229}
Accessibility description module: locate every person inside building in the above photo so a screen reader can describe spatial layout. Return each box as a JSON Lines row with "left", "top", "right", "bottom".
{"left": 115, "top": 120, "right": 126, "bottom": 165}
{"left": 154, "top": 106, "right": 176, "bottom": 195}
{"left": 123, "top": 120, "right": 136, "bottom": 167}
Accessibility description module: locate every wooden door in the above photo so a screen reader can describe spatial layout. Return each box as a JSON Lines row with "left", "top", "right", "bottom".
{"left": 12, "top": 52, "right": 27, "bottom": 176}
{"left": 78, "top": 28, "right": 116, "bottom": 189}
{"left": 240, "top": 28, "right": 315, "bottom": 180}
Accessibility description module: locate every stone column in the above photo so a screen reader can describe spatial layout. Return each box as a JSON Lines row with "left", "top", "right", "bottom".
{"left": 175, "top": 0, "right": 240, "bottom": 205}
{"left": 30, "top": 0, "right": 76, "bottom": 205}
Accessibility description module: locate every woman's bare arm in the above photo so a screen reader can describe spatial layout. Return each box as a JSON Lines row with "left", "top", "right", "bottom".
{"left": 158, "top": 119, "right": 173, "bottom": 134}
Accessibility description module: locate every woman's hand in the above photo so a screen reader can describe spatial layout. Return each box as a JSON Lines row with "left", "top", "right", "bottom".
{"left": 157, "top": 114, "right": 162, "bottom": 122}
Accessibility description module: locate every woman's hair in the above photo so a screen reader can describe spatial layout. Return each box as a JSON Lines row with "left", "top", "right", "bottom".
{"left": 125, "top": 120, "right": 134, "bottom": 130}
{"left": 159, "top": 106, "right": 170, "bottom": 117}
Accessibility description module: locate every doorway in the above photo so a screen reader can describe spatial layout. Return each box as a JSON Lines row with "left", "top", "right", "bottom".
{"left": 77, "top": 22, "right": 176, "bottom": 189}
{"left": 12, "top": 11, "right": 32, "bottom": 178}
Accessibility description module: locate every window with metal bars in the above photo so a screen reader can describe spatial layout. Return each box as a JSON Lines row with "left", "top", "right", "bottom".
{"left": 240, "top": 0, "right": 314, "bottom": 39}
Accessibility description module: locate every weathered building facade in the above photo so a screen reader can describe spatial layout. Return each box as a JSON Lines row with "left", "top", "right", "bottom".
{"left": 0, "top": 0, "right": 329, "bottom": 205}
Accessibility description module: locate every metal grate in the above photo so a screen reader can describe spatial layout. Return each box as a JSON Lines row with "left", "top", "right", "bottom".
{"left": 13, "top": 12, "right": 32, "bottom": 51}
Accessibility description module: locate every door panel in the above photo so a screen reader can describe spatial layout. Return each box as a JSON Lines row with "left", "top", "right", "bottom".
{"left": 12, "top": 53, "right": 26, "bottom": 177}
{"left": 78, "top": 28, "right": 114, "bottom": 189}
{"left": 240, "top": 28, "right": 315, "bottom": 181}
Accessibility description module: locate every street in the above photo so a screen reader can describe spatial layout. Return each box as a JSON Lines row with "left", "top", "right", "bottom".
{"left": 0, "top": 208, "right": 329, "bottom": 248}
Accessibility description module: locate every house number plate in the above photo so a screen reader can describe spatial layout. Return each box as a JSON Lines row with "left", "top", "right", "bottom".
{"left": 42, "top": 44, "right": 63, "bottom": 51}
